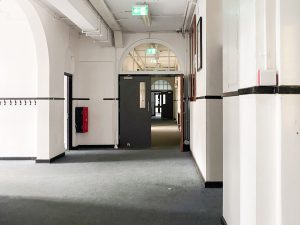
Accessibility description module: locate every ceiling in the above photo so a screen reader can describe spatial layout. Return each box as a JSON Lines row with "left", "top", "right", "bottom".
{"left": 104, "top": 0, "right": 188, "bottom": 33}
{"left": 37, "top": 0, "right": 189, "bottom": 36}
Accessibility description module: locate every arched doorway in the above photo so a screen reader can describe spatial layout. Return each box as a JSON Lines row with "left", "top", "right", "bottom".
{"left": 119, "top": 42, "right": 184, "bottom": 151}
{"left": 0, "top": 0, "right": 50, "bottom": 158}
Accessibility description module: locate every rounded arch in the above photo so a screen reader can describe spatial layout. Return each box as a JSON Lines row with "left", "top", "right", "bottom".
{"left": 119, "top": 38, "right": 184, "bottom": 74}
{"left": 15, "top": 0, "right": 50, "bottom": 96}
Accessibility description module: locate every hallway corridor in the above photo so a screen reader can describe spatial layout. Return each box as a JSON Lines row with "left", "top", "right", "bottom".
{"left": 0, "top": 149, "right": 222, "bottom": 225}
{"left": 151, "top": 119, "right": 181, "bottom": 149}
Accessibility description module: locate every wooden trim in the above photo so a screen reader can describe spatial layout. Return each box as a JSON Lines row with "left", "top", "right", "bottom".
{"left": 179, "top": 74, "right": 185, "bottom": 152}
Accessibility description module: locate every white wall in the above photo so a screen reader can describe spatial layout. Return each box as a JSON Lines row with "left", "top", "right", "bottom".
{"left": 281, "top": 95, "right": 300, "bottom": 224}
{"left": 71, "top": 32, "right": 186, "bottom": 147}
{"left": 0, "top": 0, "right": 91, "bottom": 159}
{"left": 190, "top": 0, "right": 223, "bottom": 183}
{"left": 279, "top": 1, "right": 300, "bottom": 224}
{"left": 223, "top": 97, "right": 240, "bottom": 225}
{"left": 0, "top": 0, "right": 37, "bottom": 157}
{"left": 223, "top": 0, "right": 300, "bottom": 224}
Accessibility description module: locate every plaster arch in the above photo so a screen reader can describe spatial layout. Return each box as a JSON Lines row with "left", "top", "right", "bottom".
{"left": 15, "top": 0, "right": 50, "bottom": 96}
{"left": 119, "top": 38, "right": 184, "bottom": 75}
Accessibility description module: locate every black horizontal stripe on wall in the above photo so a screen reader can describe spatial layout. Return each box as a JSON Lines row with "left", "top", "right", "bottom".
{"left": 238, "top": 86, "right": 277, "bottom": 95}
{"left": 278, "top": 85, "right": 300, "bottom": 94}
{"left": 223, "top": 85, "right": 300, "bottom": 97}
{"left": 0, "top": 97, "right": 65, "bottom": 100}
{"left": 103, "top": 98, "right": 119, "bottom": 101}
{"left": 196, "top": 96, "right": 223, "bottom": 100}
{"left": 72, "top": 98, "right": 90, "bottom": 101}
{"left": 223, "top": 91, "right": 239, "bottom": 97}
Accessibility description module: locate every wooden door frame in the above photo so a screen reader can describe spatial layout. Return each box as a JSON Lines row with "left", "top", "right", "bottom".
{"left": 178, "top": 74, "right": 185, "bottom": 152}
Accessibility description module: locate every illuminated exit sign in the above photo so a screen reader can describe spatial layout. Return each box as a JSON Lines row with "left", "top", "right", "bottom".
{"left": 132, "top": 5, "right": 149, "bottom": 16}
{"left": 146, "top": 48, "right": 156, "bottom": 55}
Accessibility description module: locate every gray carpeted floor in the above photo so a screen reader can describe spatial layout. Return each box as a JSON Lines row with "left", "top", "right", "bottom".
{"left": 0, "top": 149, "right": 222, "bottom": 225}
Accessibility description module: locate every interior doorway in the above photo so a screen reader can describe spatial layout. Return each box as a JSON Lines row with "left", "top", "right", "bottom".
{"left": 150, "top": 76, "right": 183, "bottom": 150}
{"left": 118, "top": 74, "right": 184, "bottom": 151}
{"left": 64, "top": 73, "right": 73, "bottom": 150}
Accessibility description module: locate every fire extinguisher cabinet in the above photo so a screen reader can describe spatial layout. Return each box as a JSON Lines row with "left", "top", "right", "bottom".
{"left": 75, "top": 107, "right": 88, "bottom": 133}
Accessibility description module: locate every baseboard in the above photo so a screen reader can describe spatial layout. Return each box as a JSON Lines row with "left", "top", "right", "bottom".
{"left": 192, "top": 155, "right": 223, "bottom": 189}
{"left": 36, "top": 152, "right": 65, "bottom": 164}
{"left": 0, "top": 157, "right": 36, "bottom": 160}
{"left": 74, "top": 145, "right": 115, "bottom": 150}
{"left": 205, "top": 182, "right": 223, "bottom": 188}
{"left": 183, "top": 144, "right": 190, "bottom": 152}
{"left": 220, "top": 216, "right": 228, "bottom": 225}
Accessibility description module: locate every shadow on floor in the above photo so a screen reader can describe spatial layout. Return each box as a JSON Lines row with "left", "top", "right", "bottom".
{"left": 55, "top": 149, "right": 189, "bottom": 164}
{"left": 0, "top": 196, "right": 222, "bottom": 225}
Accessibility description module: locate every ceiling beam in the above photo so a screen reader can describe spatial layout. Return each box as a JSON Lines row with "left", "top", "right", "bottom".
{"left": 89, "top": 0, "right": 123, "bottom": 47}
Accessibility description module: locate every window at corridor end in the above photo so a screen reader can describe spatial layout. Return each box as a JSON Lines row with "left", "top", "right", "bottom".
{"left": 122, "top": 43, "right": 180, "bottom": 72}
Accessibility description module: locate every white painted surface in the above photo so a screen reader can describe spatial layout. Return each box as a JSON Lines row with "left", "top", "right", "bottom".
{"left": 206, "top": 99, "right": 223, "bottom": 181}
{"left": 104, "top": 0, "right": 188, "bottom": 32}
{"left": 223, "top": 97, "right": 240, "bottom": 225}
{"left": 0, "top": 0, "right": 37, "bottom": 157}
{"left": 196, "top": 0, "right": 207, "bottom": 97}
{"left": 206, "top": 0, "right": 223, "bottom": 96}
{"left": 256, "top": 95, "right": 281, "bottom": 225}
{"left": 190, "top": 0, "right": 223, "bottom": 183}
{"left": 223, "top": 0, "right": 239, "bottom": 93}
{"left": 239, "top": 0, "right": 257, "bottom": 89}
{"left": 76, "top": 61, "right": 116, "bottom": 145}
{"left": 239, "top": 95, "right": 256, "bottom": 225}
{"left": 190, "top": 100, "right": 207, "bottom": 179}
{"left": 281, "top": 95, "right": 300, "bottom": 225}
{"left": 279, "top": 0, "right": 300, "bottom": 85}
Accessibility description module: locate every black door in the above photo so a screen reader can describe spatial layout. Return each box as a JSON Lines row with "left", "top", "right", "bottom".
{"left": 64, "top": 73, "right": 73, "bottom": 150}
{"left": 119, "top": 75, "right": 151, "bottom": 148}
{"left": 162, "top": 91, "right": 173, "bottom": 119}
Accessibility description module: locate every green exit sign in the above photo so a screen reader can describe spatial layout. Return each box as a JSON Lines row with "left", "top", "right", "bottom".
{"left": 146, "top": 48, "right": 156, "bottom": 55}
{"left": 132, "top": 5, "right": 149, "bottom": 16}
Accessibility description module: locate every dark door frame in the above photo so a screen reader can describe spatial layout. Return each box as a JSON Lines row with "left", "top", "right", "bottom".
{"left": 64, "top": 72, "right": 73, "bottom": 150}
{"left": 118, "top": 74, "right": 152, "bottom": 148}
{"left": 118, "top": 74, "right": 185, "bottom": 151}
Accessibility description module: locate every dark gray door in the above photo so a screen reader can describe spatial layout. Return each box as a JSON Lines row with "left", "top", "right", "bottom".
{"left": 162, "top": 91, "right": 173, "bottom": 119}
{"left": 119, "top": 75, "right": 151, "bottom": 148}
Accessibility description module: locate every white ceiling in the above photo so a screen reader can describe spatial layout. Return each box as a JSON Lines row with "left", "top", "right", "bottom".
{"left": 104, "top": 0, "right": 188, "bottom": 32}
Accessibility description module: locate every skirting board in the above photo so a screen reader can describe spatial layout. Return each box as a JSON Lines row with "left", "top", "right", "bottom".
{"left": 0, "top": 157, "right": 36, "bottom": 160}
{"left": 36, "top": 152, "right": 65, "bottom": 164}
{"left": 220, "top": 216, "right": 228, "bottom": 225}
{"left": 73, "top": 145, "right": 115, "bottom": 150}
{"left": 183, "top": 144, "right": 190, "bottom": 152}
{"left": 191, "top": 153, "right": 223, "bottom": 189}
